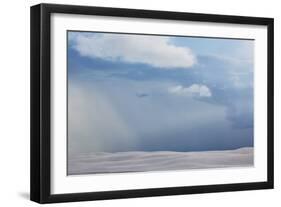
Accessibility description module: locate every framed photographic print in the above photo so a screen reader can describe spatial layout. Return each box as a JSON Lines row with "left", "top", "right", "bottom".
{"left": 30, "top": 3, "right": 274, "bottom": 203}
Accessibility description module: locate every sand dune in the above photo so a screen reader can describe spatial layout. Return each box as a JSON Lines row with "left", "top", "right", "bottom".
{"left": 68, "top": 147, "right": 253, "bottom": 175}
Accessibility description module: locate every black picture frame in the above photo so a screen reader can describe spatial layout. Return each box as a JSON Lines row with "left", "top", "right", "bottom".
{"left": 30, "top": 3, "right": 274, "bottom": 204}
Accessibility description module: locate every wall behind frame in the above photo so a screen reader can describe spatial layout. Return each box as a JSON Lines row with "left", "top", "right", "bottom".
{"left": 0, "top": 0, "right": 279, "bottom": 206}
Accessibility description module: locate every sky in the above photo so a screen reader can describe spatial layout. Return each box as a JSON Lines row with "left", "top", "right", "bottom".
{"left": 67, "top": 31, "right": 254, "bottom": 155}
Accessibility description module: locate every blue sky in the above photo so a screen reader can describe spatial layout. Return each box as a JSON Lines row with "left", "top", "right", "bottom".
{"left": 67, "top": 31, "right": 254, "bottom": 155}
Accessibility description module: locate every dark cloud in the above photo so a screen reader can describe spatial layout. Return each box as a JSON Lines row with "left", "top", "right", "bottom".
{"left": 68, "top": 38, "right": 254, "bottom": 153}
{"left": 136, "top": 93, "right": 149, "bottom": 98}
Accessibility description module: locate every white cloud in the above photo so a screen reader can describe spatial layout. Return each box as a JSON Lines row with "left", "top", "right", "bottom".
{"left": 70, "top": 33, "right": 196, "bottom": 69}
{"left": 168, "top": 84, "right": 212, "bottom": 97}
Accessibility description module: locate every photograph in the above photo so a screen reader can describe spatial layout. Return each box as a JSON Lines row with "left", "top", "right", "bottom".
{"left": 30, "top": 4, "right": 273, "bottom": 203}
{"left": 67, "top": 31, "right": 254, "bottom": 175}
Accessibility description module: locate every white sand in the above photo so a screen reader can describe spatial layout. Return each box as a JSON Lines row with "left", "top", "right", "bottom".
{"left": 68, "top": 147, "right": 253, "bottom": 175}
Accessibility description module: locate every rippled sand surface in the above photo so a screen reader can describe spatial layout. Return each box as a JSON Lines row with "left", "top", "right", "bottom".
{"left": 68, "top": 147, "right": 253, "bottom": 175}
